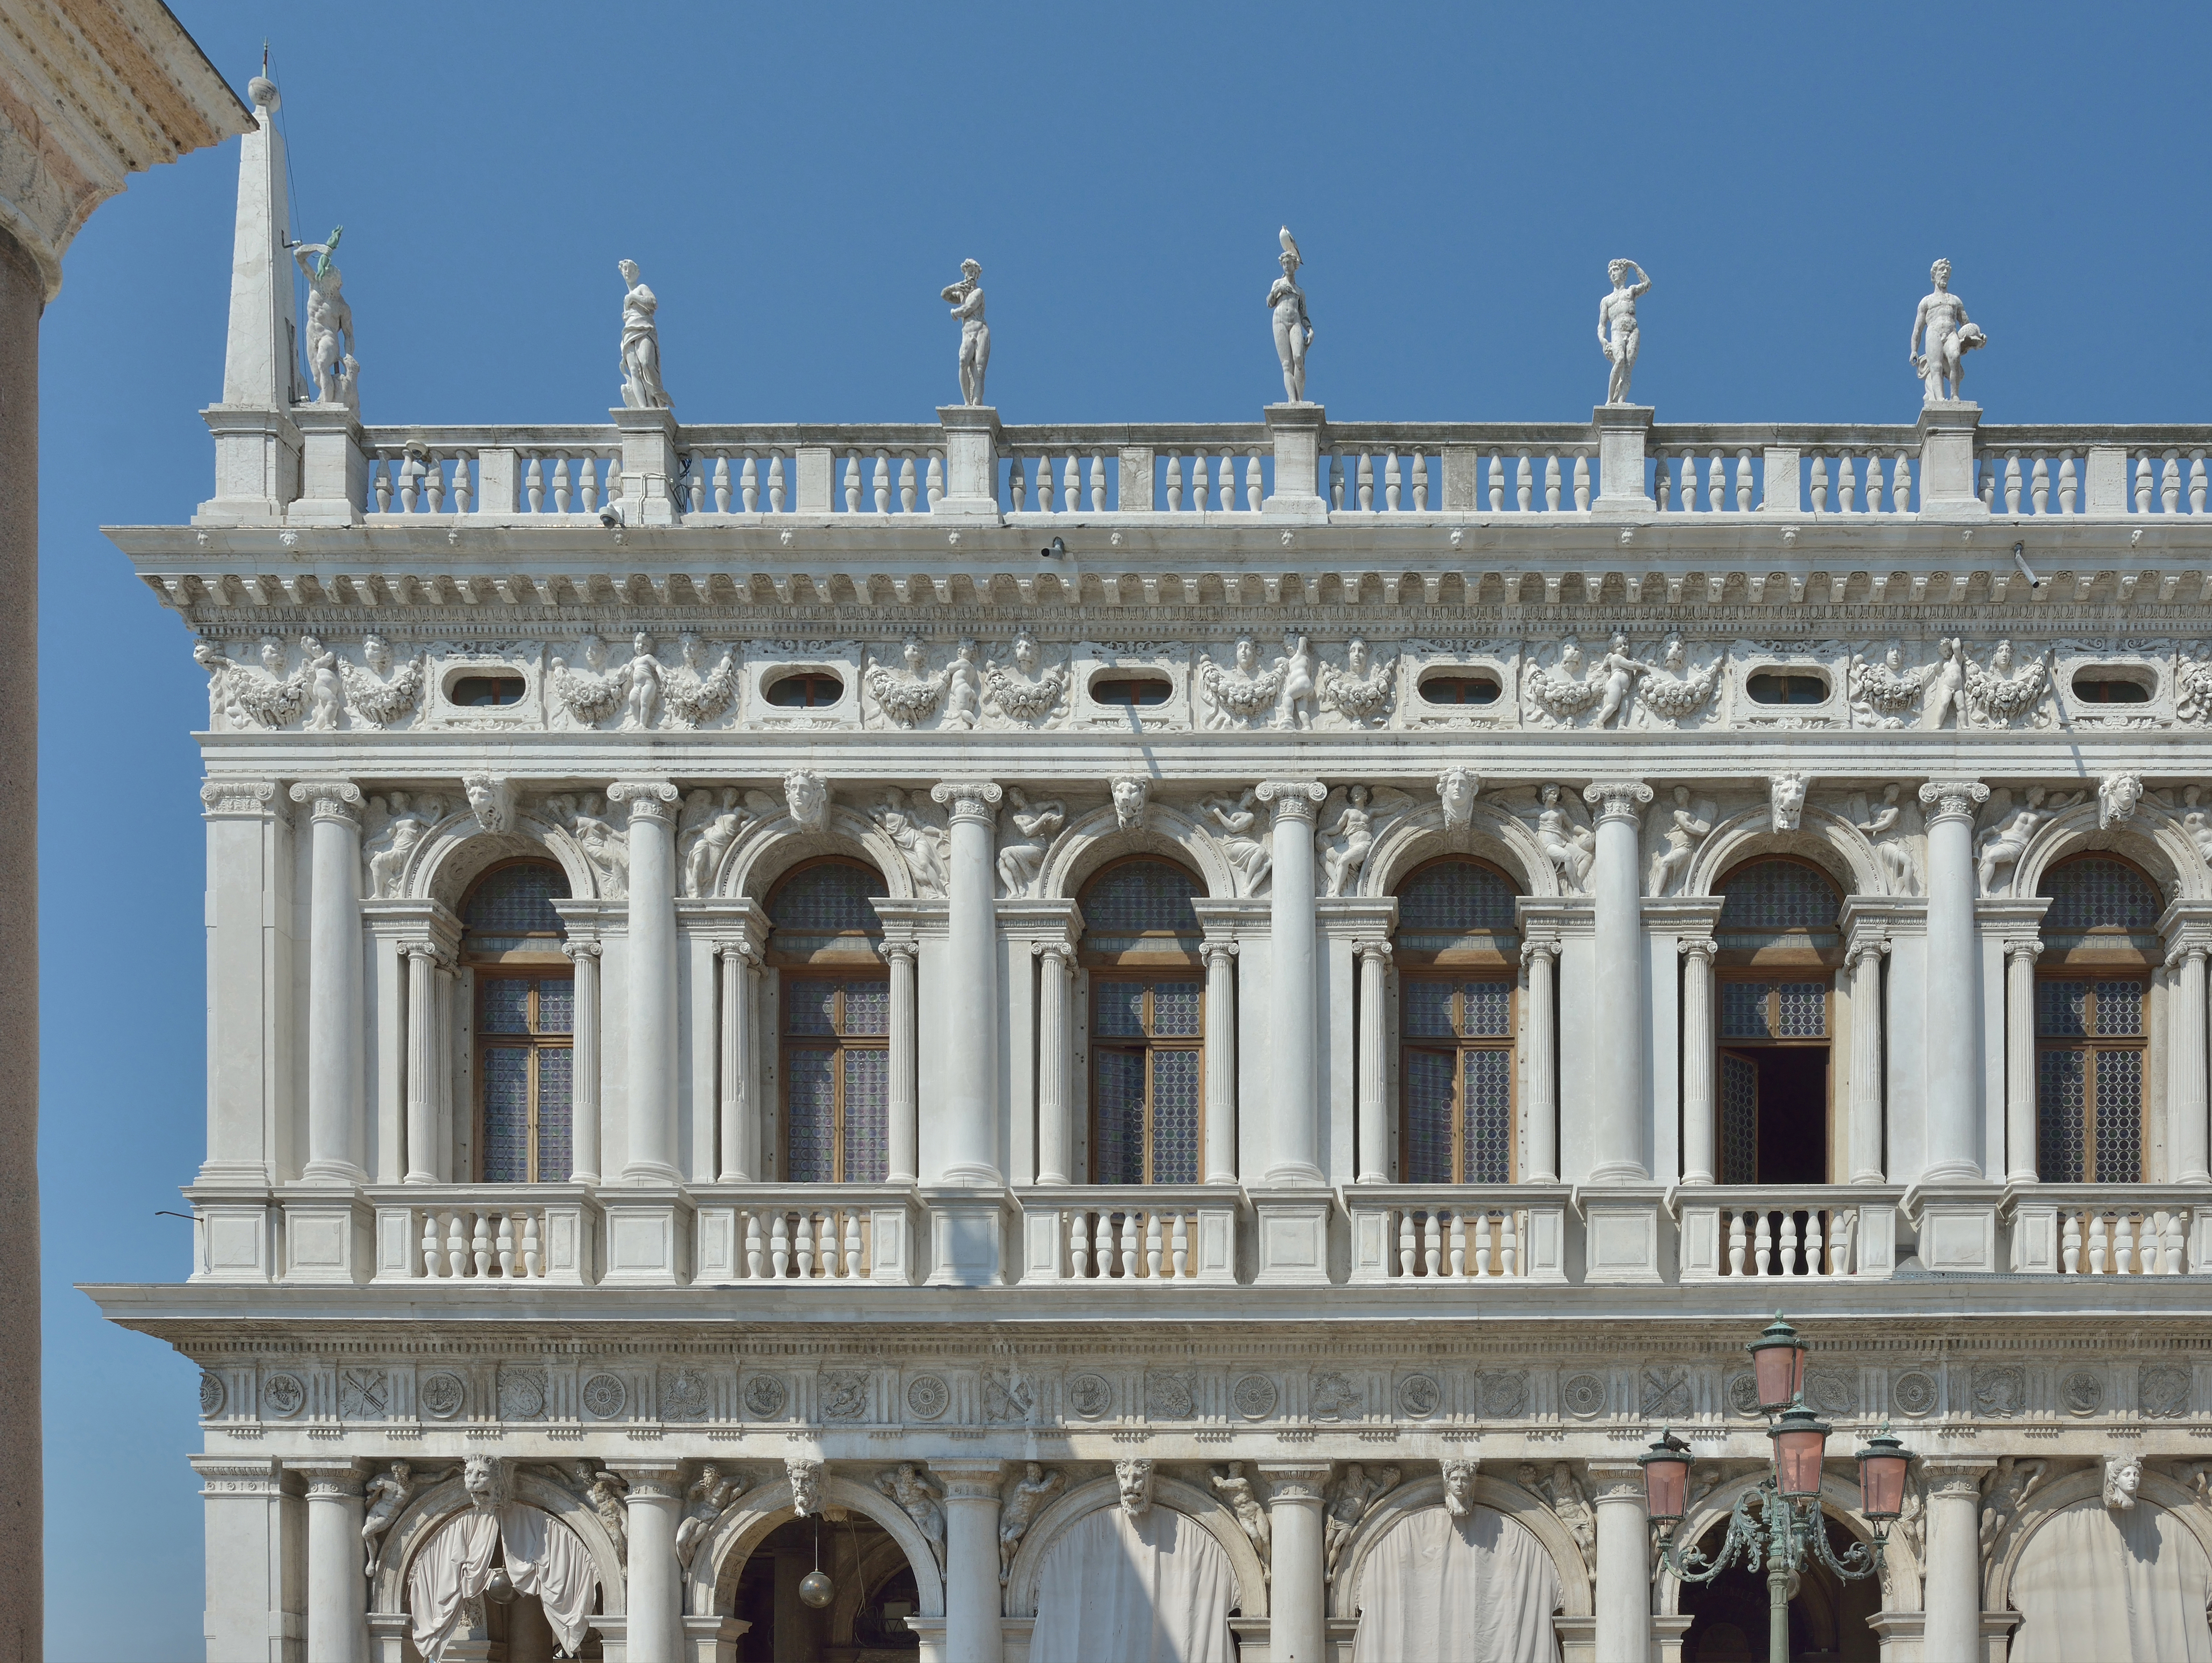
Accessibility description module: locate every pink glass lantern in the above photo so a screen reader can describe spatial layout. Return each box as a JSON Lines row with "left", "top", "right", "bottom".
{"left": 1746, "top": 1312, "right": 1807, "bottom": 1414}
{"left": 1639, "top": 1428, "right": 1692, "bottom": 1523}
{"left": 1855, "top": 1426, "right": 1910, "bottom": 1521}
{"left": 1769, "top": 1402, "right": 1831, "bottom": 1498}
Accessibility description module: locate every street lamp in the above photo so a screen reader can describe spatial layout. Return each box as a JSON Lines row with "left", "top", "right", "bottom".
{"left": 1641, "top": 1313, "right": 1907, "bottom": 1663}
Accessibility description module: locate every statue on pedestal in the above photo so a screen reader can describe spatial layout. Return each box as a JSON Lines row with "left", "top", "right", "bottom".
{"left": 1269, "top": 227, "right": 1313, "bottom": 403}
{"left": 617, "top": 258, "right": 671, "bottom": 410}
{"left": 292, "top": 228, "right": 357, "bottom": 407}
{"left": 941, "top": 259, "right": 990, "bottom": 406}
{"left": 1597, "top": 259, "right": 1650, "bottom": 405}
{"left": 1909, "top": 258, "right": 1987, "bottom": 403}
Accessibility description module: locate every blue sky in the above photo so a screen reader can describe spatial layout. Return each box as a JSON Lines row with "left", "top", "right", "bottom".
{"left": 39, "top": 2, "right": 2212, "bottom": 1654}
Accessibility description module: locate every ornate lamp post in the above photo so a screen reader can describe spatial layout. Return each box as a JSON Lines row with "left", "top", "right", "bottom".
{"left": 1640, "top": 1314, "right": 1912, "bottom": 1663}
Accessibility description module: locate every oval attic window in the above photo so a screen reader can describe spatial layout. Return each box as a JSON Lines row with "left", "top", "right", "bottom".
{"left": 765, "top": 672, "right": 845, "bottom": 708}
{"left": 1419, "top": 672, "right": 1501, "bottom": 706}
{"left": 1746, "top": 672, "right": 1829, "bottom": 705}
{"left": 2072, "top": 670, "right": 2151, "bottom": 704}
{"left": 1092, "top": 675, "right": 1173, "bottom": 707}
{"left": 450, "top": 674, "right": 526, "bottom": 707}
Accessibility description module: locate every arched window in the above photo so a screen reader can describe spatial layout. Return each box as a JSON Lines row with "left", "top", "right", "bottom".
{"left": 463, "top": 860, "right": 573, "bottom": 1183}
{"left": 1714, "top": 858, "right": 1841, "bottom": 1186}
{"left": 1081, "top": 858, "right": 1205, "bottom": 1184}
{"left": 1395, "top": 858, "right": 1521, "bottom": 1183}
{"left": 769, "top": 859, "right": 889, "bottom": 1183}
{"left": 2035, "top": 855, "right": 2159, "bottom": 1183}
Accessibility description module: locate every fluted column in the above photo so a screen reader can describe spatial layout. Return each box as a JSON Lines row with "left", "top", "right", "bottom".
{"left": 291, "top": 782, "right": 367, "bottom": 1184}
{"left": 1356, "top": 939, "right": 1392, "bottom": 1183}
{"left": 403, "top": 942, "right": 442, "bottom": 1183}
{"left": 1584, "top": 781, "right": 1654, "bottom": 1184}
{"left": 1034, "top": 942, "right": 1074, "bottom": 1185}
{"left": 1522, "top": 934, "right": 1559, "bottom": 1182}
{"left": 885, "top": 940, "right": 920, "bottom": 1184}
{"left": 935, "top": 1461, "right": 1005, "bottom": 1663}
{"left": 1919, "top": 782, "right": 1990, "bottom": 1180}
{"left": 2004, "top": 938, "right": 2042, "bottom": 1183}
{"left": 1922, "top": 1460, "right": 1991, "bottom": 1663}
{"left": 1678, "top": 937, "right": 1717, "bottom": 1185}
{"left": 1203, "top": 938, "right": 1239, "bottom": 1184}
{"left": 1850, "top": 933, "right": 1891, "bottom": 1184}
{"left": 932, "top": 781, "right": 1005, "bottom": 1184}
{"left": 1256, "top": 780, "right": 1326, "bottom": 1184}
{"left": 1588, "top": 1462, "right": 1650, "bottom": 1663}
{"left": 563, "top": 939, "right": 602, "bottom": 1184}
{"left": 610, "top": 781, "right": 681, "bottom": 1183}
{"left": 717, "top": 943, "right": 759, "bottom": 1182}
{"left": 613, "top": 1462, "right": 685, "bottom": 1663}
{"left": 1259, "top": 1463, "right": 1330, "bottom": 1663}
{"left": 296, "top": 1460, "right": 367, "bottom": 1663}
{"left": 2169, "top": 942, "right": 2210, "bottom": 1183}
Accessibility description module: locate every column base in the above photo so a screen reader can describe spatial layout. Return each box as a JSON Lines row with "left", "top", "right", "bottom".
{"left": 682, "top": 1613, "right": 750, "bottom": 1663}
{"left": 1905, "top": 1182, "right": 2001, "bottom": 1273}
{"left": 1578, "top": 1187, "right": 1665, "bottom": 1284}
{"left": 599, "top": 1185, "right": 694, "bottom": 1286}
{"left": 1251, "top": 1188, "right": 1335, "bottom": 1285}
{"left": 920, "top": 1186, "right": 1012, "bottom": 1286}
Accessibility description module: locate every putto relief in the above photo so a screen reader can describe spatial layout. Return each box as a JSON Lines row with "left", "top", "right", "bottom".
{"left": 549, "top": 631, "right": 741, "bottom": 732}
{"left": 1520, "top": 632, "right": 1723, "bottom": 730}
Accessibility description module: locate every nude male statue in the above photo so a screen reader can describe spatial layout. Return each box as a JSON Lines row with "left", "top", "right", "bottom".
{"left": 1598, "top": 259, "right": 1651, "bottom": 405}
{"left": 292, "top": 229, "right": 356, "bottom": 405}
{"left": 941, "top": 259, "right": 990, "bottom": 406}
{"left": 1909, "top": 258, "right": 1987, "bottom": 404}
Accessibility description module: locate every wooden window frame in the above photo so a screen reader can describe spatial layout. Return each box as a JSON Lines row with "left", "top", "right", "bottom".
{"left": 2032, "top": 973, "right": 2150, "bottom": 1183}
{"left": 778, "top": 971, "right": 890, "bottom": 1184}
{"left": 1713, "top": 970, "right": 1835, "bottom": 1185}
{"left": 474, "top": 970, "right": 574, "bottom": 1184}
{"left": 1397, "top": 971, "right": 1517, "bottom": 1184}
{"left": 1087, "top": 969, "right": 1205, "bottom": 1185}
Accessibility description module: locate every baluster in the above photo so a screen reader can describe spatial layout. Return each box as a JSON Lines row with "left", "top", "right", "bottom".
{"left": 397, "top": 455, "right": 420, "bottom": 513}
{"left": 1474, "top": 1214, "right": 1495, "bottom": 1278}
{"left": 739, "top": 455, "right": 759, "bottom": 512}
{"left": 1735, "top": 449, "right": 1755, "bottom": 511}
{"left": 768, "top": 454, "right": 786, "bottom": 511}
{"left": 471, "top": 1212, "right": 493, "bottom": 1278}
{"left": 1488, "top": 454, "right": 1506, "bottom": 512}
{"left": 2134, "top": 453, "right": 2153, "bottom": 515}
{"left": 547, "top": 455, "right": 569, "bottom": 514}
{"left": 927, "top": 453, "right": 946, "bottom": 510}
{"left": 1093, "top": 452, "right": 1111, "bottom": 512}
{"left": 1171, "top": 1213, "right": 1189, "bottom": 1280}
{"left": 580, "top": 452, "right": 601, "bottom": 515}
{"left": 2194, "top": 451, "right": 2208, "bottom": 515}
{"left": 801, "top": 1212, "right": 824, "bottom": 1279}
{"left": 1320, "top": 453, "right": 1339, "bottom": 510}
{"left": 1119, "top": 1213, "right": 1140, "bottom": 1280}
{"left": 517, "top": 457, "right": 539, "bottom": 514}
{"left": 1779, "top": 1211, "right": 1800, "bottom": 1276}
{"left": 521, "top": 1210, "right": 544, "bottom": 1278}
{"left": 1809, "top": 453, "right": 1829, "bottom": 512}
{"left": 1243, "top": 449, "right": 1262, "bottom": 512}
{"left": 837, "top": 453, "right": 857, "bottom": 512}
{"left": 452, "top": 454, "right": 473, "bottom": 514}
{"left": 1423, "top": 1212, "right": 1442, "bottom": 1277}
{"left": 1978, "top": 456, "right": 1996, "bottom": 508}
{"left": 1654, "top": 454, "right": 1673, "bottom": 512}
{"left": 1835, "top": 454, "right": 1855, "bottom": 514}
{"left": 1501, "top": 1211, "right": 1519, "bottom": 1277}
{"left": 1859, "top": 452, "right": 1879, "bottom": 513}
{"left": 2061, "top": 1212, "right": 2081, "bottom": 1274}
{"left": 419, "top": 1212, "right": 442, "bottom": 1278}
{"left": 1801, "top": 1211, "right": 1823, "bottom": 1279}
{"left": 1516, "top": 452, "right": 1535, "bottom": 511}
{"left": 1145, "top": 1211, "right": 1164, "bottom": 1280}
{"left": 744, "top": 1214, "right": 764, "bottom": 1279}
{"left": 873, "top": 449, "right": 892, "bottom": 513}
{"left": 1062, "top": 454, "right": 1081, "bottom": 515}
{"left": 1413, "top": 451, "right": 1430, "bottom": 511}
{"left": 443, "top": 1213, "right": 467, "bottom": 1278}
{"left": 684, "top": 456, "right": 706, "bottom": 515}
{"left": 770, "top": 1213, "right": 791, "bottom": 1279}
{"left": 495, "top": 1212, "right": 516, "bottom": 1278}
{"left": 1705, "top": 449, "right": 1724, "bottom": 512}
{"left": 1754, "top": 1211, "right": 1774, "bottom": 1276}
{"left": 2165, "top": 1211, "right": 2187, "bottom": 1275}
{"left": 1357, "top": 453, "right": 1374, "bottom": 511}
{"left": 712, "top": 457, "right": 732, "bottom": 512}
{"left": 898, "top": 455, "right": 918, "bottom": 513}
{"left": 818, "top": 1212, "right": 842, "bottom": 1280}
{"left": 1009, "top": 455, "right": 1028, "bottom": 512}
{"left": 1573, "top": 453, "right": 1592, "bottom": 511}
{"left": 2030, "top": 454, "right": 2049, "bottom": 515}
{"left": 1207, "top": 452, "right": 1227, "bottom": 512}
{"left": 1069, "top": 1212, "right": 1090, "bottom": 1279}
{"left": 371, "top": 457, "right": 393, "bottom": 512}
{"left": 1544, "top": 454, "right": 1562, "bottom": 511}
{"left": 1398, "top": 1211, "right": 1416, "bottom": 1277}
{"left": 1163, "top": 454, "right": 1181, "bottom": 512}
{"left": 2115, "top": 1215, "right": 2137, "bottom": 1276}
{"left": 1384, "top": 452, "right": 1402, "bottom": 512}
{"left": 845, "top": 1210, "right": 865, "bottom": 1279}
{"left": 2164, "top": 450, "right": 2184, "bottom": 514}
{"left": 2058, "top": 452, "right": 2078, "bottom": 513}
{"left": 1094, "top": 1211, "right": 1114, "bottom": 1278}
{"left": 2001, "top": 454, "right": 2021, "bottom": 514}
{"left": 2088, "top": 1212, "right": 2110, "bottom": 1274}
{"left": 1727, "top": 1210, "right": 1747, "bottom": 1275}
{"left": 1436, "top": 1211, "right": 1458, "bottom": 1277}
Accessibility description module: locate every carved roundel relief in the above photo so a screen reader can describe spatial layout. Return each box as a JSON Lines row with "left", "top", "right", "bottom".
{"left": 418, "top": 1372, "right": 465, "bottom": 1420}
{"left": 1971, "top": 1365, "right": 2025, "bottom": 1419}
{"left": 1067, "top": 1373, "right": 1114, "bottom": 1420}
{"left": 741, "top": 1374, "right": 788, "bottom": 1420}
{"left": 199, "top": 1372, "right": 226, "bottom": 1418}
{"left": 2141, "top": 1364, "right": 2192, "bottom": 1419}
{"left": 1397, "top": 1375, "right": 1443, "bottom": 1419}
{"left": 1231, "top": 1374, "right": 1278, "bottom": 1420}
{"left": 1726, "top": 1372, "right": 1761, "bottom": 1418}
{"left": 1560, "top": 1372, "right": 1607, "bottom": 1419}
{"left": 1478, "top": 1370, "right": 1528, "bottom": 1420}
{"left": 906, "top": 1374, "right": 950, "bottom": 1421}
{"left": 1890, "top": 1369, "right": 1940, "bottom": 1418}
{"left": 2060, "top": 1368, "right": 2104, "bottom": 1416}
{"left": 1803, "top": 1366, "right": 1858, "bottom": 1418}
{"left": 261, "top": 1372, "right": 305, "bottom": 1419}
{"left": 497, "top": 1368, "right": 546, "bottom": 1422}
{"left": 581, "top": 1373, "right": 627, "bottom": 1419}
{"left": 660, "top": 1369, "right": 710, "bottom": 1422}
{"left": 1145, "top": 1370, "right": 1195, "bottom": 1420}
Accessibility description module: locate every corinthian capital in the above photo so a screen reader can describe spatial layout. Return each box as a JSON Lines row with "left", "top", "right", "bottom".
{"left": 929, "top": 779, "right": 1004, "bottom": 826}
{"left": 607, "top": 779, "right": 681, "bottom": 826}
{"left": 1582, "top": 779, "right": 1654, "bottom": 824}
{"left": 1255, "top": 779, "right": 1326, "bottom": 825}
{"left": 1918, "top": 780, "right": 1990, "bottom": 824}
{"left": 289, "top": 779, "right": 364, "bottom": 826}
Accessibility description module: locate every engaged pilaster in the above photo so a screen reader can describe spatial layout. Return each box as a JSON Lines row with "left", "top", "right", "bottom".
{"left": 1521, "top": 933, "right": 1562, "bottom": 1183}
{"left": 401, "top": 940, "right": 450, "bottom": 1184}
{"left": 1033, "top": 941, "right": 1076, "bottom": 1185}
{"left": 1354, "top": 938, "right": 1392, "bottom": 1183}
{"left": 1677, "top": 936, "right": 1717, "bottom": 1185}
{"left": 1846, "top": 928, "right": 1892, "bottom": 1185}
{"left": 291, "top": 780, "right": 367, "bottom": 1184}
{"left": 1258, "top": 1463, "right": 1331, "bottom": 1663}
{"left": 562, "top": 939, "right": 603, "bottom": 1185}
{"left": 717, "top": 942, "right": 761, "bottom": 1182}
{"left": 1201, "top": 936, "right": 1240, "bottom": 1185}
{"left": 883, "top": 938, "right": 920, "bottom": 1184}
{"left": 1583, "top": 780, "right": 1653, "bottom": 1184}
{"left": 2002, "top": 936, "right": 2042, "bottom": 1183}
{"left": 2163, "top": 918, "right": 2212, "bottom": 1184}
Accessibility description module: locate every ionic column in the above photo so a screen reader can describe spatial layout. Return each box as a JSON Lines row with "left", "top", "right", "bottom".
{"left": 1918, "top": 782, "right": 1990, "bottom": 1180}
{"left": 1850, "top": 933, "right": 1891, "bottom": 1184}
{"left": 2169, "top": 942, "right": 2210, "bottom": 1183}
{"left": 934, "top": 1460, "right": 1005, "bottom": 1663}
{"left": 291, "top": 781, "right": 367, "bottom": 1183}
{"left": 885, "top": 940, "right": 920, "bottom": 1184}
{"left": 563, "top": 939, "right": 602, "bottom": 1184}
{"left": 1522, "top": 934, "right": 1560, "bottom": 1182}
{"left": 1256, "top": 781, "right": 1326, "bottom": 1184}
{"left": 1678, "top": 937, "right": 1717, "bottom": 1185}
{"left": 295, "top": 1459, "right": 367, "bottom": 1663}
{"left": 609, "top": 780, "right": 681, "bottom": 1183}
{"left": 1356, "top": 939, "right": 1392, "bottom": 1183}
{"left": 1922, "top": 1460, "right": 1992, "bottom": 1663}
{"left": 717, "top": 943, "right": 759, "bottom": 1182}
{"left": 2004, "top": 938, "right": 2042, "bottom": 1183}
{"left": 931, "top": 781, "right": 1005, "bottom": 1184}
{"left": 612, "top": 1462, "right": 685, "bottom": 1663}
{"left": 403, "top": 942, "right": 442, "bottom": 1184}
{"left": 1202, "top": 938, "right": 1239, "bottom": 1184}
{"left": 1584, "top": 781, "right": 1654, "bottom": 1184}
{"left": 1258, "top": 1463, "right": 1331, "bottom": 1663}
{"left": 1587, "top": 1462, "right": 1650, "bottom": 1663}
{"left": 1034, "top": 942, "right": 1074, "bottom": 1185}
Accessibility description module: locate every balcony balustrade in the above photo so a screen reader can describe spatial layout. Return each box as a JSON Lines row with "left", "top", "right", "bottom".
{"left": 363, "top": 1186, "right": 600, "bottom": 1286}
{"left": 1344, "top": 1186, "right": 1571, "bottom": 1284}
{"left": 1676, "top": 1187, "right": 1904, "bottom": 1281}
{"left": 1014, "top": 1186, "right": 1241, "bottom": 1286}
{"left": 689, "top": 1185, "right": 922, "bottom": 1285}
{"left": 2002, "top": 1185, "right": 2212, "bottom": 1275}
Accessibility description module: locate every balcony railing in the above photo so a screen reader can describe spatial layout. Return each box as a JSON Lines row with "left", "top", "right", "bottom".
{"left": 1345, "top": 1185, "right": 1571, "bottom": 1283}
{"left": 691, "top": 1184, "right": 922, "bottom": 1285}
{"left": 2003, "top": 1185, "right": 2209, "bottom": 1274}
{"left": 364, "top": 1185, "right": 600, "bottom": 1286}
{"left": 1676, "top": 1187, "right": 1904, "bottom": 1280}
{"left": 1014, "top": 1186, "right": 1240, "bottom": 1285}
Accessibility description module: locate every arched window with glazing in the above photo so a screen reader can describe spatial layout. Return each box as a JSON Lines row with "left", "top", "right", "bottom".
{"left": 2036, "top": 854, "right": 2160, "bottom": 1183}
{"left": 1393, "top": 857, "right": 1521, "bottom": 1183}
{"left": 1080, "top": 857, "right": 1206, "bottom": 1184}
{"left": 462, "top": 860, "right": 573, "bottom": 1183}
{"left": 1713, "top": 857, "right": 1842, "bottom": 1187}
{"left": 768, "top": 859, "right": 890, "bottom": 1183}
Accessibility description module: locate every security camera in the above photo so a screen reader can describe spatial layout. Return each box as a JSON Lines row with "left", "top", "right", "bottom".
{"left": 1040, "top": 536, "right": 1065, "bottom": 559}
{"left": 599, "top": 500, "right": 627, "bottom": 530}
{"left": 2011, "top": 540, "right": 2043, "bottom": 589}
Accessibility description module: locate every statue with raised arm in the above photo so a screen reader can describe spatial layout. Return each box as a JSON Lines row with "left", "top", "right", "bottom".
{"left": 1598, "top": 259, "right": 1650, "bottom": 405}
{"left": 292, "top": 228, "right": 357, "bottom": 406}
{"left": 1269, "top": 228, "right": 1313, "bottom": 404}
{"left": 1909, "top": 258, "right": 1987, "bottom": 404}
{"left": 941, "top": 260, "right": 990, "bottom": 406}
{"left": 617, "top": 258, "right": 672, "bottom": 410}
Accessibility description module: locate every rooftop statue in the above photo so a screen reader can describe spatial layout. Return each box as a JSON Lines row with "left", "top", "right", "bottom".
{"left": 1909, "top": 257, "right": 1987, "bottom": 404}
{"left": 1597, "top": 258, "right": 1650, "bottom": 405}
{"left": 941, "top": 259, "right": 990, "bottom": 406}
{"left": 616, "top": 258, "right": 671, "bottom": 410}
{"left": 291, "top": 227, "right": 357, "bottom": 407}
{"left": 1269, "top": 227, "right": 1313, "bottom": 404}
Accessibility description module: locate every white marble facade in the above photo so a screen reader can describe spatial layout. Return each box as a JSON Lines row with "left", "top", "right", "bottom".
{"left": 91, "top": 86, "right": 2212, "bottom": 1663}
